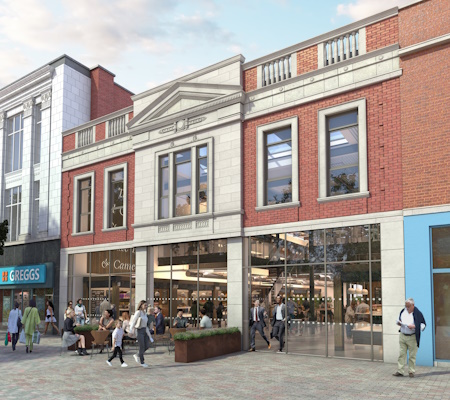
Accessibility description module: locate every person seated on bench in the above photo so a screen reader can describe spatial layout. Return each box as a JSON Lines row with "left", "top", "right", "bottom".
{"left": 62, "top": 310, "right": 88, "bottom": 356}
{"left": 173, "top": 309, "right": 188, "bottom": 329}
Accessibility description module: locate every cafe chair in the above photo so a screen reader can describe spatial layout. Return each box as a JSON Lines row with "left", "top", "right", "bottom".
{"left": 90, "top": 330, "right": 110, "bottom": 359}
{"left": 168, "top": 328, "right": 186, "bottom": 354}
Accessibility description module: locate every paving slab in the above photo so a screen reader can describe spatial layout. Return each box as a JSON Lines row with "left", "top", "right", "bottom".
{"left": 0, "top": 335, "right": 449, "bottom": 400}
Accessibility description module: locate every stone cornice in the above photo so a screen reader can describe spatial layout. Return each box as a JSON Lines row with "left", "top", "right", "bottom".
{"left": 243, "top": 8, "right": 398, "bottom": 70}
{"left": 129, "top": 91, "right": 245, "bottom": 137}
{"left": 131, "top": 54, "right": 245, "bottom": 101}
{"left": 0, "top": 65, "right": 54, "bottom": 105}
{"left": 399, "top": 33, "right": 450, "bottom": 57}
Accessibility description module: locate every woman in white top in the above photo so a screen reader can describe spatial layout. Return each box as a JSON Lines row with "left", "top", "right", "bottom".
{"left": 129, "top": 300, "right": 153, "bottom": 368}
{"left": 8, "top": 302, "right": 22, "bottom": 351}
{"left": 43, "top": 300, "right": 60, "bottom": 335}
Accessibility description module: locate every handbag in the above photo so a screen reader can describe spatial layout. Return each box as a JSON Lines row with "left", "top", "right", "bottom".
{"left": 4, "top": 333, "right": 8, "bottom": 346}
{"left": 8, "top": 332, "right": 11, "bottom": 342}
{"left": 19, "top": 330, "right": 26, "bottom": 344}
{"left": 17, "top": 318, "right": 22, "bottom": 331}
{"left": 32, "top": 330, "right": 41, "bottom": 344}
{"left": 135, "top": 316, "right": 142, "bottom": 329}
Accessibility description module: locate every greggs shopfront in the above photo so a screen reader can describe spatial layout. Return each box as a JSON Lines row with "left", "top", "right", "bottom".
{"left": 0, "top": 263, "right": 55, "bottom": 327}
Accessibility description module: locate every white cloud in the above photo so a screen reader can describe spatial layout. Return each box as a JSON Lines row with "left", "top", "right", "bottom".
{"left": 228, "top": 44, "right": 242, "bottom": 54}
{"left": 0, "top": 47, "right": 32, "bottom": 88}
{"left": 337, "top": 0, "right": 413, "bottom": 20}
{"left": 0, "top": 0, "right": 235, "bottom": 65}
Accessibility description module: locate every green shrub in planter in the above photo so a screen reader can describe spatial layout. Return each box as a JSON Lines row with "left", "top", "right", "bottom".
{"left": 74, "top": 324, "right": 99, "bottom": 333}
{"left": 174, "top": 327, "right": 239, "bottom": 341}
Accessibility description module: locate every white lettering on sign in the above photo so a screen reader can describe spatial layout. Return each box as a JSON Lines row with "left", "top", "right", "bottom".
{"left": 101, "top": 257, "right": 135, "bottom": 271}
{"left": 9, "top": 268, "right": 41, "bottom": 282}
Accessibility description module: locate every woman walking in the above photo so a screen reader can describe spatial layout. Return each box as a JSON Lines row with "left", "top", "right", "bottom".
{"left": 43, "top": 300, "right": 60, "bottom": 335}
{"left": 62, "top": 309, "right": 88, "bottom": 356}
{"left": 21, "top": 299, "right": 41, "bottom": 353}
{"left": 7, "top": 302, "right": 22, "bottom": 351}
{"left": 129, "top": 300, "right": 153, "bottom": 368}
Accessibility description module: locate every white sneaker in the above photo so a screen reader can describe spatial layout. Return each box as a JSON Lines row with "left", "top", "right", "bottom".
{"left": 141, "top": 363, "right": 149, "bottom": 368}
{"left": 106, "top": 361, "right": 112, "bottom": 367}
{"left": 121, "top": 363, "right": 128, "bottom": 367}
{"left": 133, "top": 354, "right": 139, "bottom": 364}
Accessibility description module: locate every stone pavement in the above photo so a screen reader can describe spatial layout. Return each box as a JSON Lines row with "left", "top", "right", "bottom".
{"left": 0, "top": 335, "right": 449, "bottom": 400}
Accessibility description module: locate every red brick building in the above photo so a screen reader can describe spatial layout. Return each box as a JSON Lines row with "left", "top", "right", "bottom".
{"left": 57, "top": 0, "right": 449, "bottom": 366}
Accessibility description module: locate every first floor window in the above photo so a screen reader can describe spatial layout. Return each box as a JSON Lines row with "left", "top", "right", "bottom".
{"left": 175, "top": 150, "right": 192, "bottom": 217}
{"left": 109, "top": 169, "right": 124, "bottom": 227}
{"left": 327, "top": 110, "right": 359, "bottom": 196}
{"left": 78, "top": 178, "right": 92, "bottom": 232}
{"left": 160, "top": 156, "right": 169, "bottom": 219}
{"left": 256, "top": 116, "right": 299, "bottom": 209}
{"left": 5, "top": 113, "right": 23, "bottom": 173}
{"left": 34, "top": 181, "right": 40, "bottom": 235}
{"left": 265, "top": 128, "right": 292, "bottom": 205}
{"left": 34, "top": 104, "right": 41, "bottom": 164}
{"left": 4, "top": 186, "right": 21, "bottom": 241}
{"left": 198, "top": 146, "right": 208, "bottom": 213}
{"left": 318, "top": 98, "right": 367, "bottom": 202}
{"left": 157, "top": 143, "right": 210, "bottom": 220}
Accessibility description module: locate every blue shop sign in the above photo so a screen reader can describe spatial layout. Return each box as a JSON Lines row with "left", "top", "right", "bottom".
{"left": 0, "top": 264, "right": 47, "bottom": 286}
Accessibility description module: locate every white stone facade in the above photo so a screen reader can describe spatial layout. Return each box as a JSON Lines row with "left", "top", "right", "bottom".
{"left": 0, "top": 56, "right": 91, "bottom": 244}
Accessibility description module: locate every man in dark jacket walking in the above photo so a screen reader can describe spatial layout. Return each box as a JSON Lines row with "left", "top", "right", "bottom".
{"left": 393, "top": 298, "right": 426, "bottom": 378}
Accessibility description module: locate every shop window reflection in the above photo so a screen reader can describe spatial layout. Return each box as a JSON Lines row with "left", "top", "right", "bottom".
{"left": 250, "top": 224, "right": 382, "bottom": 361}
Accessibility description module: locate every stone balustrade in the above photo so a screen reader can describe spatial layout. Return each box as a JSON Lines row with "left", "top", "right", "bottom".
{"left": 319, "top": 28, "right": 366, "bottom": 68}
{"left": 261, "top": 55, "right": 293, "bottom": 87}
{"left": 107, "top": 113, "right": 127, "bottom": 138}
{"left": 77, "top": 126, "right": 94, "bottom": 148}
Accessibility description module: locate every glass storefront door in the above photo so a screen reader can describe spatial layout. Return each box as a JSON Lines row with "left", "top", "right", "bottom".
{"left": 250, "top": 224, "right": 382, "bottom": 360}
{"left": 431, "top": 227, "right": 450, "bottom": 361}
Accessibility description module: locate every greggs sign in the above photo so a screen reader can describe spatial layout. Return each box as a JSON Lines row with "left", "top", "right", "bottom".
{"left": 0, "top": 265, "right": 46, "bottom": 285}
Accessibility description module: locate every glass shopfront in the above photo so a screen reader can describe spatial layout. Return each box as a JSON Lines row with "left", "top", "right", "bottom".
{"left": 249, "top": 224, "right": 382, "bottom": 360}
{"left": 68, "top": 248, "right": 136, "bottom": 322}
{"left": 0, "top": 264, "right": 55, "bottom": 327}
{"left": 151, "top": 239, "right": 227, "bottom": 330}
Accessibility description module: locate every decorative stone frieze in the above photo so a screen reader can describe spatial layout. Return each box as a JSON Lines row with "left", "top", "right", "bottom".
{"left": 0, "top": 112, "right": 5, "bottom": 129}
{"left": 159, "top": 116, "right": 206, "bottom": 134}
{"left": 23, "top": 98, "right": 35, "bottom": 118}
{"left": 41, "top": 89, "right": 52, "bottom": 109}
{"left": 158, "top": 225, "right": 170, "bottom": 233}
{"left": 173, "top": 222, "right": 192, "bottom": 231}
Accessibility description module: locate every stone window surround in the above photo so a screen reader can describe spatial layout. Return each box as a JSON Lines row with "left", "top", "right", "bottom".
{"left": 72, "top": 171, "right": 95, "bottom": 236}
{"left": 256, "top": 116, "right": 299, "bottom": 211}
{"left": 154, "top": 137, "right": 213, "bottom": 222}
{"left": 317, "top": 98, "right": 369, "bottom": 203}
{"left": 102, "top": 162, "right": 128, "bottom": 232}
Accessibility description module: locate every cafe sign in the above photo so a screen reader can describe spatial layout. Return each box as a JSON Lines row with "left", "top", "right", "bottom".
{"left": 1, "top": 264, "right": 46, "bottom": 286}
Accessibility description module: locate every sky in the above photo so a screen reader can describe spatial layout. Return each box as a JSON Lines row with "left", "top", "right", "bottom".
{"left": 0, "top": 0, "right": 413, "bottom": 95}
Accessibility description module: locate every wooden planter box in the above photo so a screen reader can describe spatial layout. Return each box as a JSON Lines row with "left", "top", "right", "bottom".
{"left": 175, "top": 332, "right": 241, "bottom": 363}
{"left": 68, "top": 331, "right": 95, "bottom": 350}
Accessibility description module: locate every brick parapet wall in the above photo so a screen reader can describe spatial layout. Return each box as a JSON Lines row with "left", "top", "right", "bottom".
{"left": 399, "top": 0, "right": 449, "bottom": 48}
{"left": 366, "top": 16, "right": 399, "bottom": 52}
{"left": 400, "top": 43, "right": 450, "bottom": 208}
{"left": 243, "top": 78, "right": 402, "bottom": 228}
{"left": 61, "top": 153, "right": 135, "bottom": 248}
{"left": 297, "top": 45, "right": 318, "bottom": 75}
{"left": 90, "top": 67, "right": 133, "bottom": 120}
{"left": 63, "top": 133, "right": 76, "bottom": 153}
{"left": 243, "top": 67, "right": 257, "bottom": 92}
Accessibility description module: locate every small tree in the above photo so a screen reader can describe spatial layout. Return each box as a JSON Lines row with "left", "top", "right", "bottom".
{"left": 0, "top": 220, "right": 8, "bottom": 256}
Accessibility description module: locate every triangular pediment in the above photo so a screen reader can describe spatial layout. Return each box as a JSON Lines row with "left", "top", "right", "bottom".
{"left": 128, "top": 82, "right": 242, "bottom": 129}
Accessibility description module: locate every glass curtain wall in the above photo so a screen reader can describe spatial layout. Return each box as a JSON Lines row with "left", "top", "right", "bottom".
{"left": 249, "top": 224, "right": 382, "bottom": 360}
{"left": 152, "top": 239, "right": 227, "bottom": 332}
{"left": 68, "top": 248, "right": 136, "bottom": 323}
